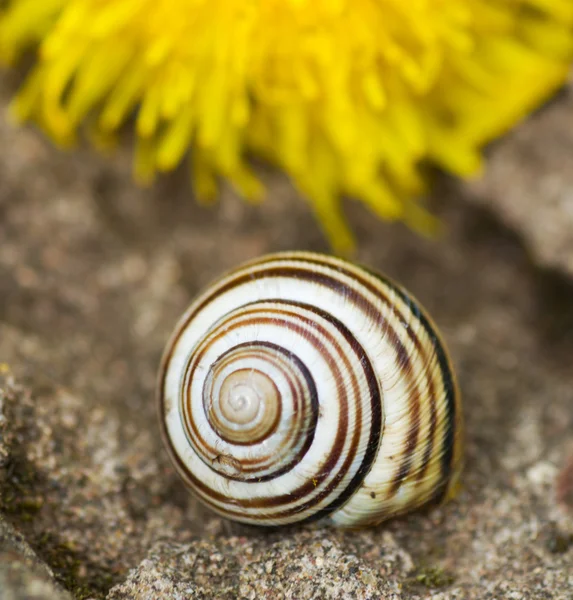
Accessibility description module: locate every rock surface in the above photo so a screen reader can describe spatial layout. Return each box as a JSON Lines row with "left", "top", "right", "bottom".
{"left": 467, "top": 89, "right": 573, "bottom": 277}
{"left": 0, "top": 514, "right": 72, "bottom": 600}
{"left": 1, "top": 73, "right": 573, "bottom": 599}
{"left": 107, "top": 530, "right": 412, "bottom": 600}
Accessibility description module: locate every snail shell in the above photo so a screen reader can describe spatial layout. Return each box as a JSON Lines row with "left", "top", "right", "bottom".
{"left": 158, "top": 252, "right": 463, "bottom": 527}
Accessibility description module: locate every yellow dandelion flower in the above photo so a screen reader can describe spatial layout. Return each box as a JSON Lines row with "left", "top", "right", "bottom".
{"left": 0, "top": 1, "right": 572, "bottom": 249}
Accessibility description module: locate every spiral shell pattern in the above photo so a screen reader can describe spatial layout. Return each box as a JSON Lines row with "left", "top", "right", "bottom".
{"left": 158, "top": 252, "right": 463, "bottom": 527}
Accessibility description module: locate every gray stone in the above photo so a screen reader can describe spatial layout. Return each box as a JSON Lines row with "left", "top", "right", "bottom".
{"left": 0, "top": 515, "right": 72, "bottom": 600}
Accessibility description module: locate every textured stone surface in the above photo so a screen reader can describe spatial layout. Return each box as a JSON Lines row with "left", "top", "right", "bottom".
{"left": 0, "top": 514, "right": 72, "bottom": 600}
{"left": 1, "top": 73, "right": 573, "bottom": 599}
{"left": 107, "top": 530, "right": 412, "bottom": 600}
{"left": 467, "top": 87, "right": 573, "bottom": 277}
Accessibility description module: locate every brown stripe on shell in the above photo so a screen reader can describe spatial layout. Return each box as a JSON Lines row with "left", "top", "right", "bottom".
{"left": 182, "top": 333, "right": 319, "bottom": 482}
{"left": 173, "top": 308, "right": 353, "bottom": 517}
{"left": 186, "top": 299, "right": 382, "bottom": 523}
{"left": 181, "top": 307, "right": 352, "bottom": 494}
{"left": 267, "top": 300, "right": 382, "bottom": 523}
{"left": 199, "top": 343, "right": 314, "bottom": 473}
{"left": 163, "top": 298, "right": 382, "bottom": 522}
{"left": 262, "top": 254, "right": 450, "bottom": 493}
{"left": 202, "top": 349, "right": 284, "bottom": 447}
{"left": 366, "top": 268, "right": 459, "bottom": 502}
{"left": 254, "top": 254, "right": 457, "bottom": 501}
{"left": 225, "top": 265, "right": 421, "bottom": 502}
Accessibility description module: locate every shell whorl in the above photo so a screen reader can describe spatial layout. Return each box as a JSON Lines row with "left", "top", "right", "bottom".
{"left": 158, "top": 252, "right": 463, "bottom": 527}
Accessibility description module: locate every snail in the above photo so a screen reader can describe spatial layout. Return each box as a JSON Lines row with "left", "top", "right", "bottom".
{"left": 158, "top": 252, "right": 463, "bottom": 527}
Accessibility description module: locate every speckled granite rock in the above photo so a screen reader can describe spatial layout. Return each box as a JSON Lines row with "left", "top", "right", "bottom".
{"left": 106, "top": 530, "right": 412, "bottom": 600}
{"left": 1, "top": 73, "right": 573, "bottom": 599}
{"left": 0, "top": 515, "right": 72, "bottom": 600}
{"left": 467, "top": 87, "right": 573, "bottom": 277}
